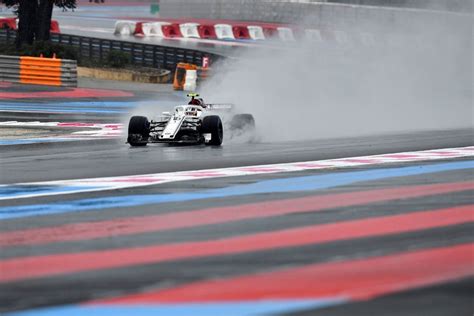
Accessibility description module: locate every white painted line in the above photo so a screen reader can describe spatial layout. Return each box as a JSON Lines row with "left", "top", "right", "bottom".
{"left": 0, "top": 121, "right": 123, "bottom": 139}
{"left": 1, "top": 146, "right": 473, "bottom": 200}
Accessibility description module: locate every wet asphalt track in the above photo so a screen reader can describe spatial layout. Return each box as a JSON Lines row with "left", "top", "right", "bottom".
{"left": 0, "top": 2, "right": 472, "bottom": 313}
{"left": 0, "top": 128, "right": 473, "bottom": 184}
{"left": 0, "top": 83, "right": 473, "bottom": 315}
{"left": 1, "top": 127, "right": 473, "bottom": 315}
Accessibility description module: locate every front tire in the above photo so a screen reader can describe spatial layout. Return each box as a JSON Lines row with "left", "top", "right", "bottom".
{"left": 127, "top": 116, "right": 150, "bottom": 147}
{"left": 202, "top": 115, "right": 223, "bottom": 146}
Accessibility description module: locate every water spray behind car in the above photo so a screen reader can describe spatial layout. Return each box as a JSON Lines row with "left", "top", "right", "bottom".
{"left": 199, "top": 8, "right": 472, "bottom": 143}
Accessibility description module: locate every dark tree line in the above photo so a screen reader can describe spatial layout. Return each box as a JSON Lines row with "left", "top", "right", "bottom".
{"left": 1, "top": 0, "right": 76, "bottom": 47}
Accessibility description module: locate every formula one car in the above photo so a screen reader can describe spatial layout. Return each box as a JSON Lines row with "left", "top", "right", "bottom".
{"left": 127, "top": 94, "right": 255, "bottom": 146}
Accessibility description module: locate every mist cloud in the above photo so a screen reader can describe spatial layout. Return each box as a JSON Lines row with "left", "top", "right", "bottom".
{"left": 200, "top": 10, "right": 473, "bottom": 142}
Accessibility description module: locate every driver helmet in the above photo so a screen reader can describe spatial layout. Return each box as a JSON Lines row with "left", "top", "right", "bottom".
{"left": 189, "top": 98, "right": 203, "bottom": 106}
{"left": 187, "top": 93, "right": 205, "bottom": 107}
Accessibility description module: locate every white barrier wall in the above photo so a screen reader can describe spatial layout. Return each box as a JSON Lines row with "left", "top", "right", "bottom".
{"left": 183, "top": 69, "right": 197, "bottom": 91}
{"left": 142, "top": 22, "right": 170, "bottom": 37}
{"left": 180, "top": 23, "right": 201, "bottom": 38}
{"left": 214, "top": 24, "right": 235, "bottom": 40}
{"left": 114, "top": 21, "right": 137, "bottom": 35}
{"left": 117, "top": 19, "right": 385, "bottom": 47}
{"left": 277, "top": 27, "right": 295, "bottom": 41}
{"left": 248, "top": 25, "right": 265, "bottom": 40}
{"left": 305, "top": 29, "right": 323, "bottom": 42}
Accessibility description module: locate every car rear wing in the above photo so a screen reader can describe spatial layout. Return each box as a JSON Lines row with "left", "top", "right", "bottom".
{"left": 207, "top": 103, "right": 234, "bottom": 111}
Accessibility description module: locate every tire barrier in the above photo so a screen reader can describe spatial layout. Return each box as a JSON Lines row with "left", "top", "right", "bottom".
{"left": 0, "top": 55, "right": 77, "bottom": 87}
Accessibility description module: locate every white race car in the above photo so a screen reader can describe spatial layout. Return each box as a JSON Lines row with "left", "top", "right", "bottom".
{"left": 127, "top": 94, "right": 255, "bottom": 146}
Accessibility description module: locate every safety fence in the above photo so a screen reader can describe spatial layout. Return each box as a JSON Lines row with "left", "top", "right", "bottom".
{"left": 0, "top": 54, "right": 77, "bottom": 87}
{"left": 0, "top": 29, "right": 220, "bottom": 73}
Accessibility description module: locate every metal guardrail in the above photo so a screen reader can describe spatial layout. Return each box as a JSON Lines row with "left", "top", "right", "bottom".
{"left": 0, "top": 55, "right": 21, "bottom": 81}
{"left": 0, "top": 54, "right": 77, "bottom": 87}
{"left": 0, "top": 29, "right": 219, "bottom": 72}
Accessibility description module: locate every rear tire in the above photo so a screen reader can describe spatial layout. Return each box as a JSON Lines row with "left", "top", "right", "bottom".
{"left": 202, "top": 115, "right": 223, "bottom": 146}
{"left": 128, "top": 116, "right": 150, "bottom": 147}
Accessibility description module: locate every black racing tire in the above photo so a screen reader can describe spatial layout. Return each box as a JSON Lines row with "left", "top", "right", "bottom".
{"left": 202, "top": 115, "right": 223, "bottom": 146}
{"left": 127, "top": 116, "right": 150, "bottom": 147}
{"left": 229, "top": 114, "right": 255, "bottom": 131}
